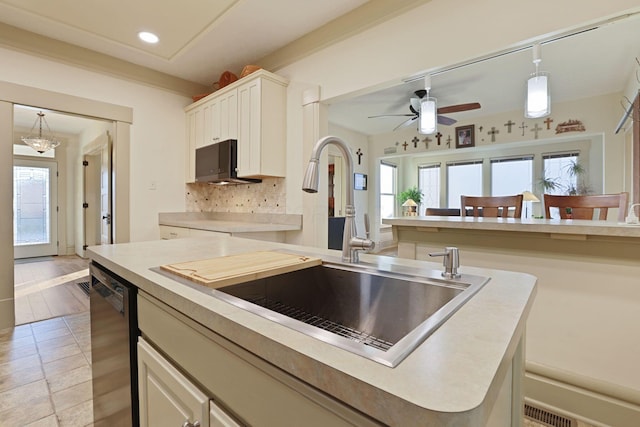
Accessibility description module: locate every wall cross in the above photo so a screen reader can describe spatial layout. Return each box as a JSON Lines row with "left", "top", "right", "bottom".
{"left": 519, "top": 122, "right": 528, "bottom": 136}
{"left": 530, "top": 123, "right": 542, "bottom": 139}
{"left": 488, "top": 126, "right": 499, "bottom": 142}
{"left": 504, "top": 120, "right": 515, "bottom": 133}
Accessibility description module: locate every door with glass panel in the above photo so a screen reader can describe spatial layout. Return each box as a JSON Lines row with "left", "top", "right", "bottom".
{"left": 13, "top": 159, "right": 58, "bottom": 259}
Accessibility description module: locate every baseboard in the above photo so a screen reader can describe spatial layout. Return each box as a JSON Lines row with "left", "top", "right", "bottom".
{"left": 525, "top": 368, "right": 640, "bottom": 427}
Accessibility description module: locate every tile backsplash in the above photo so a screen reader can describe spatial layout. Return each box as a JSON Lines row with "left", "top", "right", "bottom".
{"left": 186, "top": 177, "right": 286, "bottom": 213}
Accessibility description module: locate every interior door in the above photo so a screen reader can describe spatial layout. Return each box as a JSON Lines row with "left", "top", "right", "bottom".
{"left": 83, "top": 132, "right": 112, "bottom": 254}
{"left": 100, "top": 140, "right": 112, "bottom": 245}
{"left": 13, "top": 159, "right": 58, "bottom": 259}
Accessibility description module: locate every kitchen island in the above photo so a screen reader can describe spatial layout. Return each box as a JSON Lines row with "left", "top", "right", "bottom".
{"left": 383, "top": 216, "right": 640, "bottom": 426}
{"left": 87, "top": 234, "right": 536, "bottom": 426}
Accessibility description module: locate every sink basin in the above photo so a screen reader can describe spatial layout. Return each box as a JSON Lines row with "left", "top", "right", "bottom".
{"left": 214, "top": 261, "right": 489, "bottom": 367}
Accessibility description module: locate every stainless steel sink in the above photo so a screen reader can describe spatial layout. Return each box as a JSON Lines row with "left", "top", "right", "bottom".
{"left": 214, "top": 261, "right": 489, "bottom": 367}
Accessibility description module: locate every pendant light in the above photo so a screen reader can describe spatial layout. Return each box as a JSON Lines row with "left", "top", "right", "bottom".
{"left": 525, "top": 44, "right": 551, "bottom": 118}
{"left": 21, "top": 111, "right": 60, "bottom": 153}
{"left": 419, "top": 75, "right": 437, "bottom": 134}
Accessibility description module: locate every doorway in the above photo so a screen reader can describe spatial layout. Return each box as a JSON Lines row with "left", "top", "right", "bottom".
{"left": 13, "top": 158, "right": 58, "bottom": 259}
{"left": 83, "top": 132, "right": 112, "bottom": 253}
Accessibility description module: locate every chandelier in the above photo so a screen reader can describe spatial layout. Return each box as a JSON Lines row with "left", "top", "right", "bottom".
{"left": 21, "top": 111, "right": 60, "bottom": 153}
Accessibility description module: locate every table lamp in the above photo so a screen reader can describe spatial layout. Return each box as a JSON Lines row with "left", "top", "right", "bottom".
{"left": 522, "top": 191, "right": 540, "bottom": 218}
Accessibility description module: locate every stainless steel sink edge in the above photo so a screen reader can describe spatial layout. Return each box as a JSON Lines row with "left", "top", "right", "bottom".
{"left": 210, "top": 260, "right": 491, "bottom": 368}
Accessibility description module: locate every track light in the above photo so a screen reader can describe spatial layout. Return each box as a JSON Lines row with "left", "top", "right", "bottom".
{"left": 525, "top": 44, "right": 550, "bottom": 118}
{"left": 419, "top": 75, "right": 437, "bottom": 134}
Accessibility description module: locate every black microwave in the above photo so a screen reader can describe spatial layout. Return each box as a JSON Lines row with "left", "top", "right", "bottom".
{"left": 195, "top": 139, "right": 260, "bottom": 184}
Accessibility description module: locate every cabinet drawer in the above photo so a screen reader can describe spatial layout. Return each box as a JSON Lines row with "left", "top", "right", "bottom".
{"left": 138, "top": 293, "right": 380, "bottom": 427}
{"left": 159, "top": 225, "right": 190, "bottom": 240}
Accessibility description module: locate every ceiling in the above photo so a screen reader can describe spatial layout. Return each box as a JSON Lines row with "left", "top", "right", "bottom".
{"left": 3, "top": 0, "right": 369, "bottom": 134}
{"left": 0, "top": 0, "right": 369, "bottom": 86}
{"left": 328, "top": 13, "right": 640, "bottom": 136}
{"left": 5, "top": 3, "right": 640, "bottom": 139}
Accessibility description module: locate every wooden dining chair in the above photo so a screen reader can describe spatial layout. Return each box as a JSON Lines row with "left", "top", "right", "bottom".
{"left": 425, "top": 208, "right": 461, "bottom": 216}
{"left": 460, "top": 195, "right": 523, "bottom": 218}
{"left": 543, "top": 192, "right": 629, "bottom": 221}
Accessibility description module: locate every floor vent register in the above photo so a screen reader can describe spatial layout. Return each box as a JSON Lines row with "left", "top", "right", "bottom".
{"left": 524, "top": 403, "right": 576, "bottom": 427}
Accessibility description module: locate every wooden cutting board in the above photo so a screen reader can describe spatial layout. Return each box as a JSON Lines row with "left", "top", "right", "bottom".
{"left": 160, "top": 251, "right": 322, "bottom": 288}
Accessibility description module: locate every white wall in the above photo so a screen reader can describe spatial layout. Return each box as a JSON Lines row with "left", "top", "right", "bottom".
{"left": 0, "top": 46, "right": 190, "bottom": 243}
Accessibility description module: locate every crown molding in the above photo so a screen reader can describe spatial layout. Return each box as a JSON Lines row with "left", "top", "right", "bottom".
{"left": 0, "top": 22, "right": 208, "bottom": 97}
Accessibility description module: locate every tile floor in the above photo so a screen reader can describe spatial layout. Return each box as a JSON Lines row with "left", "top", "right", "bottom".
{"left": 14, "top": 256, "right": 90, "bottom": 325}
{"left": 0, "top": 312, "right": 93, "bottom": 426}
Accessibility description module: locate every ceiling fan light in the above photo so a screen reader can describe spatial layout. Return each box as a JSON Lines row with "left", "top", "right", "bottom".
{"left": 525, "top": 72, "right": 550, "bottom": 118}
{"left": 419, "top": 97, "right": 437, "bottom": 134}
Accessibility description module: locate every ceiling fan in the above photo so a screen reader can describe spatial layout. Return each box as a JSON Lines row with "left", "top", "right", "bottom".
{"left": 369, "top": 89, "right": 481, "bottom": 131}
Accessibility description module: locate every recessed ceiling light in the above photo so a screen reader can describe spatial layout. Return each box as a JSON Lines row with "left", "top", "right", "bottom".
{"left": 138, "top": 31, "right": 159, "bottom": 44}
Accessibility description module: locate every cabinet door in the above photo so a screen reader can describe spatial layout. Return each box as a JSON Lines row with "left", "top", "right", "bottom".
{"left": 219, "top": 90, "right": 238, "bottom": 141}
{"left": 138, "top": 338, "right": 210, "bottom": 427}
{"left": 237, "top": 78, "right": 262, "bottom": 177}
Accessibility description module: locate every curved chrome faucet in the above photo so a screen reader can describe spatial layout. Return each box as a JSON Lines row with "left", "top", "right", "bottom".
{"left": 303, "top": 136, "right": 375, "bottom": 263}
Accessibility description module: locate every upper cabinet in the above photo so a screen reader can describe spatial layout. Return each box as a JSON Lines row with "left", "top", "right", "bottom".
{"left": 185, "top": 70, "right": 288, "bottom": 182}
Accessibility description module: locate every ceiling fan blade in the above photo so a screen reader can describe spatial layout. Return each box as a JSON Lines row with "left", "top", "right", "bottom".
{"left": 437, "top": 102, "right": 481, "bottom": 114}
{"left": 437, "top": 115, "right": 457, "bottom": 126}
{"left": 368, "top": 114, "right": 415, "bottom": 118}
{"left": 393, "top": 116, "right": 417, "bottom": 131}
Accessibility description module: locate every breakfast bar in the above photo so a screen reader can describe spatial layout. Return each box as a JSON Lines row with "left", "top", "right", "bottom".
{"left": 382, "top": 216, "right": 640, "bottom": 426}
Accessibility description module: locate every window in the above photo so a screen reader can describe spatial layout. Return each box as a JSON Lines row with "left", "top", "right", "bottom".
{"left": 418, "top": 164, "right": 440, "bottom": 214}
{"left": 543, "top": 152, "right": 579, "bottom": 195}
{"left": 491, "top": 156, "right": 533, "bottom": 196}
{"left": 380, "top": 161, "right": 397, "bottom": 220}
{"left": 447, "top": 161, "right": 482, "bottom": 208}
{"left": 543, "top": 152, "right": 580, "bottom": 219}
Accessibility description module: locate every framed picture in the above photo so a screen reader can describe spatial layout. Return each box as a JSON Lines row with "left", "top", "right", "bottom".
{"left": 455, "top": 124, "right": 475, "bottom": 148}
{"left": 354, "top": 173, "right": 367, "bottom": 190}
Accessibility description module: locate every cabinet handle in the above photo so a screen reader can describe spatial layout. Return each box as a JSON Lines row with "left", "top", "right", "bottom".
{"left": 182, "top": 421, "right": 201, "bottom": 427}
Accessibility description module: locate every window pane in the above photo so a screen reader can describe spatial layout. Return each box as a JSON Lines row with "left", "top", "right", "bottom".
{"left": 380, "top": 162, "right": 397, "bottom": 219}
{"left": 419, "top": 165, "right": 440, "bottom": 214}
{"left": 447, "top": 163, "right": 482, "bottom": 208}
{"left": 543, "top": 154, "right": 578, "bottom": 195}
{"left": 544, "top": 153, "right": 579, "bottom": 219}
{"left": 380, "top": 195, "right": 396, "bottom": 219}
{"left": 380, "top": 163, "right": 395, "bottom": 194}
{"left": 491, "top": 159, "right": 533, "bottom": 196}
{"left": 13, "top": 166, "right": 50, "bottom": 246}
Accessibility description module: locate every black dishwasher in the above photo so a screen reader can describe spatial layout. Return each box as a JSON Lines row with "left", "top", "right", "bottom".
{"left": 90, "top": 261, "right": 139, "bottom": 427}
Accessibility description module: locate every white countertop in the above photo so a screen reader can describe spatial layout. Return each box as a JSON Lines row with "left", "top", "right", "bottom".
{"left": 159, "top": 211, "right": 302, "bottom": 233}
{"left": 383, "top": 215, "right": 640, "bottom": 238}
{"left": 88, "top": 235, "right": 536, "bottom": 425}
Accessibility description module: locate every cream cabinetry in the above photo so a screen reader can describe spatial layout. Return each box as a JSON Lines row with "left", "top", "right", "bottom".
{"left": 185, "top": 70, "right": 288, "bottom": 183}
{"left": 185, "top": 87, "right": 238, "bottom": 182}
{"left": 138, "top": 338, "right": 241, "bottom": 427}
{"left": 138, "top": 292, "right": 381, "bottom": 427}
{"left": 236, "top": 73, "right": 287, "bottom": 178}
{"left": 138, "top": 338, "right": 212, "bottom": 427}
{"left": 159, "top": 225, "right": 285, "bottom": 242}
{"left": 159, "top": 225, "right": 191, "bottom": 240}
{"left": 206, "top": 89, "right": 238, "bottom": 146}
